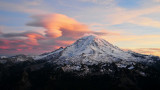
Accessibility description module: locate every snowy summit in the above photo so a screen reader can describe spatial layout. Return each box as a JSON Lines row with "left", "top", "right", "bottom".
{"left": 59, "top": 35, "right": 133, "bottom": 63}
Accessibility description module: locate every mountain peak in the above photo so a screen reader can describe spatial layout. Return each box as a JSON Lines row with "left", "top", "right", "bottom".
{"left": 72, "top": 34, "right": 120, "bottom": 52}
{"left": 73, "top": 34, "right": 107, "bottom": 47}
{"left": 80, "top": 34, "right": 102, "bottom": 41}
{"left": 59, "top": 35, "right": 133, "bottom": 62}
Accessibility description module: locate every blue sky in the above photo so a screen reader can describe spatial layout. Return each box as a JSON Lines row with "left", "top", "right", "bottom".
{"left": 117, "top": 0, "right": 141, "bottom": 8}
{"left": 0, "top": 0, "right": 160, "bottom": 56}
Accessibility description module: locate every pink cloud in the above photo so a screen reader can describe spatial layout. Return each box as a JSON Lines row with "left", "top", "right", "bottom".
{"left": 27, "top": 14, "right": 90, "bottom": 38}
{"left": 24, "top": 33, "right": 44, "bottom": 45}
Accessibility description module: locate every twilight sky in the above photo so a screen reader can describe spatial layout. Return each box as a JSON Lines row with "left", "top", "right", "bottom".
{"left": 0, "top": 0, "right": 160, "bottom": 56}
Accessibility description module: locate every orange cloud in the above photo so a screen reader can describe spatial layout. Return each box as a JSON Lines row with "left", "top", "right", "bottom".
{"left": 27, "top": 14, "right": 90, "bottom": 38}
{"left": 1, "top": 32, "right": 45, "bottom": 46}
{"left": 25, "top": 33, "right": 44, "bottom": 45}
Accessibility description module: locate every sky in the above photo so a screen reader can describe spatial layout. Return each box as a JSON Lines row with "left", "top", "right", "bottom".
{"left": 0, "top": 0, "right": 160, "bottom": 56}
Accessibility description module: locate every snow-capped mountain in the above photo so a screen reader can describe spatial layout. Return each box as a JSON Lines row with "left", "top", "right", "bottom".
{"left": 34, "top": 35, "right": 158, "bottom": 66}
{"left": 59, "top": 35, "right": 134, "bottom": 63}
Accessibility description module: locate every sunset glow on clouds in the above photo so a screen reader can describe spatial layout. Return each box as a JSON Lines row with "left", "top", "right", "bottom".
{"left": 0, "top": 0, "right": 160, "bottom": 56}
{"left": 27, "top": 14, "right": 90, "bottom": 38}
{"left": 131, "top": 48, "right": 160, "bottom": 56}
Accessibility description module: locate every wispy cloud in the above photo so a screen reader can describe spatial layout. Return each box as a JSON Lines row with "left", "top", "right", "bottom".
{"left": 105, "top": 6, "right": 160, "bottom": 28}
{"left": 79, "top": 0, "right": 115, "bottom": 5}
{"left": 101, "top": 34, "right": 160, "bottom": 49}
{"left": 152, "top": 0, "right": 160, "bottom": 2}
{"left": 130, "top": 48, "right": 160, "bottom": 56}
{"left": 129, "top": 17, "right": 160, "bottom": 28}
{"left": 0, "top": 31, "right": 44, "bottom": 45}
{"left": 0, "top": 0, "right": 51, "bottom": 14}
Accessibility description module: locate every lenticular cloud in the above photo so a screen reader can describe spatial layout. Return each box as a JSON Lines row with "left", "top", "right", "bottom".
{"left": 27, "top": 14, "right": 90, "bottom": 38}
